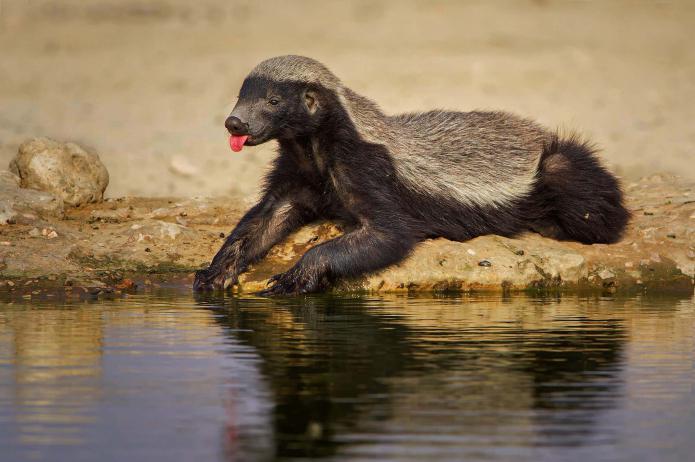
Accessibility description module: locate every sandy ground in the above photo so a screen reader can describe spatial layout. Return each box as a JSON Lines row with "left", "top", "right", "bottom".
{"left": 1, "top": 0, "right": 694, "bottom": 198}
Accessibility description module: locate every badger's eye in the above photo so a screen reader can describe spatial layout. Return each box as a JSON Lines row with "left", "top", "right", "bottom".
{"left": 268, "top": 98, "right": 280, "bottom": 106}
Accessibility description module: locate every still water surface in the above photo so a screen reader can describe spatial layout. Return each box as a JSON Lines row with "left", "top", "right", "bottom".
{"left": 0, "top": 292, "right": 693, "bottom": 461}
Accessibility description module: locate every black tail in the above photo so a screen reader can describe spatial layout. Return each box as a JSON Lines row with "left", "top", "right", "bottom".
{"left": 533, "top": 134, "right": 630, "bottom": 244}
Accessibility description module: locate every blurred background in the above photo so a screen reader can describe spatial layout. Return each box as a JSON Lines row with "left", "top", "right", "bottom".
{"left": 1, "top": 0, "right": 693, "bottom": 199}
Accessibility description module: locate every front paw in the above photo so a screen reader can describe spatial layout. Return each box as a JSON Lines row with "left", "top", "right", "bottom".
{"left": 193, "top": 267, "right": 238, "bottom": 292}
{"left": 257, "top": 266, "right": 325, "bottom": 296}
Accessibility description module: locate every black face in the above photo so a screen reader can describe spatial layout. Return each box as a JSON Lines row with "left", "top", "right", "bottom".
{"left": 226, "top": 77, "right": 322, "bottom": 145}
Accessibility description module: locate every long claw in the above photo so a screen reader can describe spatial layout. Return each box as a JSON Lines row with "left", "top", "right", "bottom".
{"left": 256, "top": 280, "right": 291, "bottom": 297}
{"left": 256, "top": 268, "right": 320, "bottom": 296}
{"left": 266, "top": 273, "right": 282, "bottom": 286}
{"left": 193, "top": 267, "right": 239, "bottom": 292}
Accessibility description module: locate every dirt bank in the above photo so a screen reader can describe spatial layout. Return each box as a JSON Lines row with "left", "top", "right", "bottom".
{"left": 1, "top": 172, "right": 693, "bottom": 300}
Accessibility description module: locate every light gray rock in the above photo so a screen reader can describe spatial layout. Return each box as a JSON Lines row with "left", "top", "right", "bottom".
{"left": 9, "top": 138, "right": 109, "bottom": 206}
{"left": 0, "top": 201, "right": 16, "bottom": 225}
{"left": 0, "top": 170, "right": 64, "bottom": 223}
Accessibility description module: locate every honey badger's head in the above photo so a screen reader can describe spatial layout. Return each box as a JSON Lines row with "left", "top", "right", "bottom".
{"left": 225, "top": 55, "right": 341, "bottom": 151}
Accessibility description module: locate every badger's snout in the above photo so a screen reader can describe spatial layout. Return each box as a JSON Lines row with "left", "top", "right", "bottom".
{"left": 225, "top": 116, "right": 249, "bottom": 136}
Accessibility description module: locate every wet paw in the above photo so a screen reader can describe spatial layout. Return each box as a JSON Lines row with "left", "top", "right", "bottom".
{"left": 193, "top": 268, "right": 237, "bottom": 292}
{"left": 257, "top": 267, "right": 323, "bottom": 296}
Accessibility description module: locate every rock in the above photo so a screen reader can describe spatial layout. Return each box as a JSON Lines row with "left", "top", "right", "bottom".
{"left": 9, "top": 137, "right": 109, "bottom": 206}
{"left": 0, "top": 201, "right": 16, "bottom": 225}
{"left": 159, "top": 221, "right": 182, "bottom": 240}
{"left": 169, "top": 156, "right": 200, "bottom": 177}
{"left": 115, "top": 278, "right": 136, "bottom": 290}
{"left": 599, "top": 269, "right": 616, "bottom": 280}
{"left": 0, "top": 170, "right": 64, "bottom": 221}
{"left": 108, "top": 219, "right": 194, "bottom": 247}
{"left": 41, "top": 228, "right": 58, "bottom": 239}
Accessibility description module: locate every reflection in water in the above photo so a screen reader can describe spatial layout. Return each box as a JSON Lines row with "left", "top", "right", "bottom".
{"left": 0, "top": 308, "right": 103, "bottom": 447}
{"left": 201, "top": 295, "right": 629, "bottom": 460}
{"left": 0, "top": 293, "right": 693, "bottom": 461}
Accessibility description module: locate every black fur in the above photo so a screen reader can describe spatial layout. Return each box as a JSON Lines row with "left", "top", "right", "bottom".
{"left": 194, "top": 60, "right": 630, "bottom": 295}
{"left": 532, "top": 135, "right": 631, "bottom": 243}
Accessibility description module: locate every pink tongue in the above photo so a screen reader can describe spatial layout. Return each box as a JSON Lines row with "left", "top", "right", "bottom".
{"left": 229, "top": 135, "right": 249, "bottom": 152}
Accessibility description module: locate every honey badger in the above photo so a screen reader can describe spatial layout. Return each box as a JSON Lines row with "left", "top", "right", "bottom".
{"left": 194, "top": 55, "right": 630, "bottom": 295}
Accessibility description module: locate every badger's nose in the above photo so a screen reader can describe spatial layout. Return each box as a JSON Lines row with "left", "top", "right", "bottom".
{"left": 225, "top": 116, "right": 249, "bottom": 135}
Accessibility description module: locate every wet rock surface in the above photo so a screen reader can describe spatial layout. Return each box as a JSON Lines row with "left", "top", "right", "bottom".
{"left": 0, "top": 173, "right": 693, "bottom": 298}
{"left": 10, "top": 138, "right": 109, "bottom": 206}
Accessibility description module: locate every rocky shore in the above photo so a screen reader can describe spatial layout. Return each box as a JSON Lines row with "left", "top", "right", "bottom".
{"left": 1, "top": 139, "right": 693, "bottom": 300}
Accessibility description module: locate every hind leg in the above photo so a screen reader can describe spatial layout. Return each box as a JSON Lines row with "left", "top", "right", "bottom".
{"left": 528, "top": 218, "right": 566, "bottom": 240}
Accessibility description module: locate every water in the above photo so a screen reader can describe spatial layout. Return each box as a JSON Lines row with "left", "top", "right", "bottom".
{"left": 0, "top": 292, "right": 693, "bottom": 462}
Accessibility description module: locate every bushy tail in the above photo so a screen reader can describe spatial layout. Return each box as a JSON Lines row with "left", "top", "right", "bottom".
{"left": 535, "top": 134, "right": 630, "bottom": 244}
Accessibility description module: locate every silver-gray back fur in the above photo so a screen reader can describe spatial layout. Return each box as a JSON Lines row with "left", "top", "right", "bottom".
{"left": 251, "top": 55, "right": 552, "bottom": 208}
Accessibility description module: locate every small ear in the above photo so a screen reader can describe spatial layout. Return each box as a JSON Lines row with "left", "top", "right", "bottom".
{"left": 304, "top": 90, "right": 319, "bottom": 115}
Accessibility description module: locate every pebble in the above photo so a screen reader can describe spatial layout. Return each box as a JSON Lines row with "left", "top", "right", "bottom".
{"left": 599, "top": 269, "right": 615, "bottom": 280}
{"left": 467, "top": 249, "right": 476, "bottom": 255}
{"left": 115, "top": 278, "right": 136, "bottom": 290}
{"left": 41, "top": 228, "right": 58, "bottom": 239}
{"left": 169, "top": 156, "right": 200, "bottom": 177}
{"left": 478, "top": 260, "right": 492, "bottom": 267}
{"left": 28, "top": 227, "right": 41, "bottom": 237}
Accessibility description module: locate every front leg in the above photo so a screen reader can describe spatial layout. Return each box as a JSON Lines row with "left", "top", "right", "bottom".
{"left": 194, "top": 195, "right": 314, "bottom": 291}
{"left": 259, "top": 225, "right": 416, "bottom": 295}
